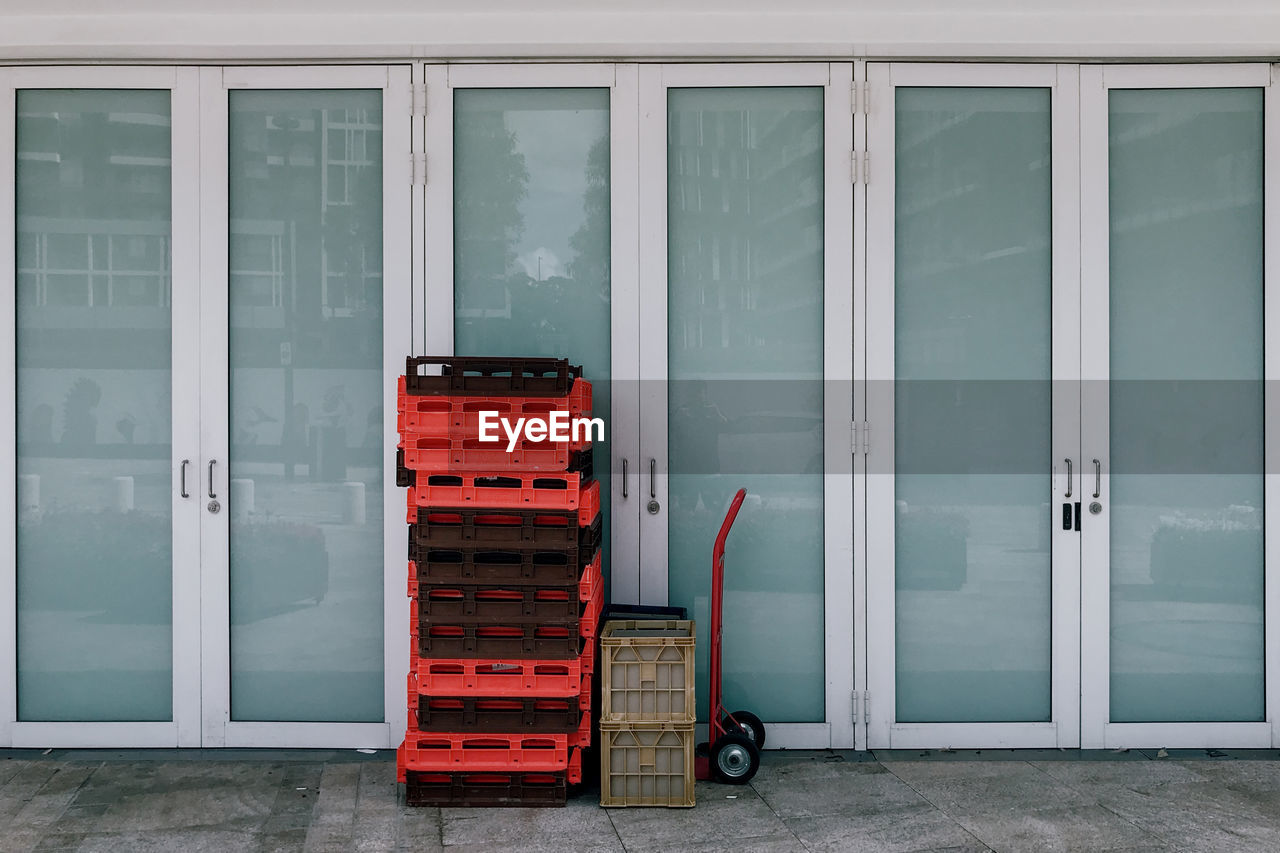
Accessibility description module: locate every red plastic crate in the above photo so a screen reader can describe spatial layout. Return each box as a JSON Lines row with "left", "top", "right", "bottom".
{"left": 398, "top": 746, "right": 583, "bottom": 788}
{"left": 401, "top": 435, "right": 592, "bottom": 474}
{"left": 397, "top": 380, "right": 592, "bottom": 440}
{"left": 411, "top": 643, "right": 596, "bottom": 695}
{"left": 398, "top": 731, "right": 572, "bottom": 773}
{"left": 407, "top": 475, "right": 599, "bottom": 526}
{"left": 408, "top": 677, "right": 591, "bottom": 734}
{"left": 409, "top": 549, "right": 602, "bottom": 608}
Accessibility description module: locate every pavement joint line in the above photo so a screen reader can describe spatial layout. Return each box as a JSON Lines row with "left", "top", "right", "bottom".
{"left": 876, "top": 755, "right": 998, "bottom": 852}
{"left": 1025, "top": 755, "right": 1170, "bottom": 849}
{"left": 748, "top": 774, "right": 814, "bottom": 851}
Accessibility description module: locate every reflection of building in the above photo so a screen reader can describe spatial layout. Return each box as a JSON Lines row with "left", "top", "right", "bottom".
{"left": 668, "top": 101, "right": 823, "bottom": 372}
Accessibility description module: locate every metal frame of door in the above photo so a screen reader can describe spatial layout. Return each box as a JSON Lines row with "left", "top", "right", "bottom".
{"left": 419, "top": 61, "right": 643, "bottom": 606}
{"left": 636, "top": 62, "right": 857, "bottom": 750}
{"left": 197, "top": 64, "right": 412, "bottom": 748}
{"left": 864, "top": 62, "right": 1083, "bottom": 750}
{"left": 0, "top": 65, "right": 203, "bottom": 748}
{"left": 1079, "top": 62, "right": 1280, "bottom": 749}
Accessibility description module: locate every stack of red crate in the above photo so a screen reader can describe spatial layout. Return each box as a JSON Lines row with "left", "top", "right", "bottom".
{"left": 395, "top": 356, "right": 601, "bottom": 807}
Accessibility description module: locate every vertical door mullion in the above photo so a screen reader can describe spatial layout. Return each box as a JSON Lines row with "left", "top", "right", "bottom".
{"left": 851, "top": 58, "right": 870, "bottom": 753}
{"left": 1049, "top": 64, "right": 1083, "bottom": 749}
{"left": 171, "top": 67, "right": 204, "bottom": 748}
{"left": 824, "top": 62, "right": 857, "bottom": 750}
{"left": 422, "top": 65, "right": 452, "bottom": 354}
{"left": 1078, "top": 65, "right": 1110, "bottom": 750}
{"left": 637, "top": 64, "right": 670, "bottom": 606}
{"left": 383, "top": 63, "right": 414, "bottom": 752}
{"left": 1266, "top": 67, "right": 1280, "bottom": 749}
{"left": 197, "top": 66, "right": 231, "bottom": 748}
{"left": 610, "top": 65, "right": 643, "bottom": 606}
{"left": 0, "top": 71, "right": 17, "bottom": 748}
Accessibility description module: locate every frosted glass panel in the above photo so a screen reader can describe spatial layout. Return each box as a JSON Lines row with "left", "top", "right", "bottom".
{"left": 894, "top": 88, "right": 1053, "bottom": 723}
{"left": 16, "top": 90, "right": 173, "bottom": 721}
{"left": 1108, "top": 88, "right": 1264, "bottom": 722}
{"left": 452, "top": 88, "right": 612, "bottom": 582}
{"left": 229, "top": 90, "right": 384, "bottom": 722}
{"left": 667, "top": 87, "right": 825, "bottom": 722}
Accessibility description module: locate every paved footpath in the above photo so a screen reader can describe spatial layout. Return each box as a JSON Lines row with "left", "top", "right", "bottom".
{"left": 4, "top": 747, "right": 1280, "bottom": 852}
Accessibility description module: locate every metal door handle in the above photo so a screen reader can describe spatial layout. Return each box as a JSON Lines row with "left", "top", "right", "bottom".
{"left": 208, "top": 459, "right": 217, "bottom": 500}
{"left": 180, "top": 459, "right": 190, "bottom": 498}
{"left": 1064, "top": 458, "right": 1073, "bottom": 498}
{"left": 622, "top": 458, "right": 628, "bottom": 499}
{"left": 649, "top": 458, "right": 656, "bottom": 499}
{"left": 1093, "top": 459, "right": 1101, "bottom": 499}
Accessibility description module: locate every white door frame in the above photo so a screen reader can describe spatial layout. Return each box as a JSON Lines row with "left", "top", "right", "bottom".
{"left": 865, "top": 62, "right": 1082, "bottom": 750}
{"left": 421, "top": 62, "right": 644, "bottom": 606}
{"left": 198, "top": 64, "right": 411, "bottom": 748}
{"left": 636, "top": 62, "right": 856, "bottom": 750}
{"left": 0, "top": 66, "right": 202, "bottom": 748}
{"left": 1079, "top": 62, "right": 1279, "bottom": 750}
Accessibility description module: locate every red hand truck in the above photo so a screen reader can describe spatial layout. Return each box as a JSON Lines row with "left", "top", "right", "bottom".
{"left": 694, "top": 487, "right": 766, "bottom": 784}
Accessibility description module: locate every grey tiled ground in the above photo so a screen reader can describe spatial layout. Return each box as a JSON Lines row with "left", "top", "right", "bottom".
{"left": 4, "top": 748, "right": 1280, "bottom": 851}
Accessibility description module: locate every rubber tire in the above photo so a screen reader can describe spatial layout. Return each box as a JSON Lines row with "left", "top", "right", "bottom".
{"left": 725, "top": 710, "right": 766, "bottom": 750}
{"left": 711, "top": 733, "right": 760, "bottom": 784}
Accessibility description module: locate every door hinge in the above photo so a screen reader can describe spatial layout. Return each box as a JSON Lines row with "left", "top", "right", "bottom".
{"left": 861, "top": 421, "right": 870, "bottom": 454}
{"left": 851, "top": 420, "right": 858, "bottom": 454}
{"left": 411, "top": 82, "right": 428, "bottom": 117}
{"left": 850, "top": 151, "right": 858, "bottom": 184}
{"left": 852, "top": 690, "right": 860, "bottom": 725}
{"left": 411, "top": 152, "right": 427, "bottom": 186}
{"left": 864, "top": 690, "right": 871, "bottom": 724}
{"left": 851, "top": 79, "right": 858, "bottom": 113}
{"left": 862, "top": 81, "right": 870, "bottom": 115}
{"left": 862, "top": 152, "right": 870, "bottom": 185}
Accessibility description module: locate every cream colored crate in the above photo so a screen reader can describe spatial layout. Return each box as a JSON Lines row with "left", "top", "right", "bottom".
{"left": 600, "top": 619, "right": 695, "bottom": 724}
{"left": 599, "top": 722, "right": 695, "bottom": 808}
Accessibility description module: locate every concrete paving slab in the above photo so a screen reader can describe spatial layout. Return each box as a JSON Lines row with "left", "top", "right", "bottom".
{"left": 784, "top": 803, "right": 991, "bottom": 852}
{"left": 443, "top": 794, "right": 622, "bottom": 851}
{"left": 605, "top": 781, "right": 796, "bottom": 851}
{"left": 882, "top": 760, "right": 1096, "bottom": 817}
{"left": 948, "top": 803, "right": 1165, "bottom": 852}
{"left": 751, "top": 758, "right": 928, "bottom": 819}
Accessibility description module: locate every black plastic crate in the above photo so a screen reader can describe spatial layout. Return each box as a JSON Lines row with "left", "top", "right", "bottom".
{"left": 405, "top": 356, "right": 582, "bottom": 397}
{"left": 412, "top": 693, "right": 585, "bottom": 734}
{"left": 405, "top": 770, "right": 568, "bottom": 808}
{"left": 411, "top": 508, "right": 601, "bottom": 554}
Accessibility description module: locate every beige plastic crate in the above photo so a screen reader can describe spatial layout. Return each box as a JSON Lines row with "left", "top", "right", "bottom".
{"left": 600, "top": 619, "right": 695, "bottom": 724}
{"left": 599, "top": 722, "right": 696, "bottom": 808}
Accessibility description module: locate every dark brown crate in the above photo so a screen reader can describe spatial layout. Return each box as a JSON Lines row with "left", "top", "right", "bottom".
{"left": 415, "top": 624, "right": 588, "bottom": 660}
{"left": 417, "top": 584, "right": 587, "bottom": 625}
{"left": 411, "top": 508, "right": 601, "bottom": 554}
{"left": 412, "top": 694, "right": 584, "bottom": 733}
{"left": 404, "top": 770, "right": 568, "bottom": 807}
{"left": 405, "top": 356, "right": 582, "bottom": 397}
{"left": 408, "top": 546, "right": 592, "bottom": 588}
{"left": 396, "top": 447, "right": 415, "bottom": 488}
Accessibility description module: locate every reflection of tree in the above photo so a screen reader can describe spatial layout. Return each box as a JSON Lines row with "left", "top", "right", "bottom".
{"left": 568, "top": 136, "right": 610, "bottom": 296}
{"left": 455, "top": 113, "right": 529, "bottom": 298}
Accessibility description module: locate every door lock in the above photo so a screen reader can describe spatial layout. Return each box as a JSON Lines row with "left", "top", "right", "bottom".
{"left": 1089, "top": 501, "right": 1102, "bottom": 515}
{"left": 208, "top": 499, "right": 221, "bottom": 514}
{"left": 647, "top": 499, "right": 660, "bottom": 515}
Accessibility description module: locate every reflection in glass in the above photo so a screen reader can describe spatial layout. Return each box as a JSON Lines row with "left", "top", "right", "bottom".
{"left": 16, "top": 90, "right": 174, "bottom": 721}
{"left": 452, "top": 88, "right": 612, "bottom": 584}
{"left": 894, "top": 88, "right": 1053, "bottom": 723}
{"left": 667, "top": 87, "right": 825, "bottom": 722}
{"left": 229, "top": 90, "right": 384, "bottom": 722}
{"left": 1108, "top": 88, "right": 1264, "bottom": 723}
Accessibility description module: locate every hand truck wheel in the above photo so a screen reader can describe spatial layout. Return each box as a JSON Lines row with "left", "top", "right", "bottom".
{"left": 711, "top": 732, "right": 760, "bottom": 784}
{"left": 725, "top": 709, "right": 766, "bottom": 750}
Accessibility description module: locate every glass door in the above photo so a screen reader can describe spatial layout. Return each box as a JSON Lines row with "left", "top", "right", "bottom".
{"left": 421, "top": 63, "right": 642, "bottom": 609}
{"left": 198, "top": 66, "right": 411, "bottom": 748}
{"left": 637, "top": 63, "right": 855, "bottom": 749}
{"left": 1079, "top": 64, "right": 1279, "bottom": 749}
{"left": 864, "top": 64, "right": 1082, "bottom": 749}
{"left": 1, "top": 67, "right": 202, "bottom": 748}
